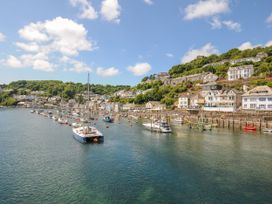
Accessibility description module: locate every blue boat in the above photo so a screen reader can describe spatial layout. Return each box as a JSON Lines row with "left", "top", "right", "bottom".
{"left": 103, "top": 116, "right": 114, "bottom": 123}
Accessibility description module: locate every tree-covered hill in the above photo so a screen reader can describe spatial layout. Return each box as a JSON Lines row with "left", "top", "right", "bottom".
{"left": 168, "top": 46, "right": 272, "bottom": 78}
{"left": 4, "top": 80, "right": 130, "bottom": 99}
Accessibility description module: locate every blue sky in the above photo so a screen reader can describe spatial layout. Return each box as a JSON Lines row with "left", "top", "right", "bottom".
{"left": 0, "top": 0, "right": 271, "bottom": 85}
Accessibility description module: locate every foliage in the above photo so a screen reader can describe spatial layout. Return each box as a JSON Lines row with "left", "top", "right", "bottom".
{"left": 168, "top": 46, "right": 272, "bottom": 79}
{"left": 6, "top": 80, "right": 130, "bottom": 100}
{"left": 0, "top": 92, "right": 17, "bottom": 106}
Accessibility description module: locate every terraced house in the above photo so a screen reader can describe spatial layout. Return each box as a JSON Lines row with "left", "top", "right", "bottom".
{"left": 242, "top": 86, "right": 272, "bottom": 111}
{"left": 227, "top": 65, "right": 254, "bottom": 81}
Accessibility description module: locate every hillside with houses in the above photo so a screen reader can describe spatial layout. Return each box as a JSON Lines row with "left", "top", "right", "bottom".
{"left": 110, "top": 46, "right": 272, "bottom": 113}
{"left": 1, "top": 46, "right": 272, "bottom": 114}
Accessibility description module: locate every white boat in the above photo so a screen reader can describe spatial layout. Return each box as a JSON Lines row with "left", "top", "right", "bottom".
{"left": 72, "top": 122, "right": 82, "bottom": 128}
{"left": 263, "top": 128, "right": 272, "bottom": 134}
{"left": 143, "top": 121, "right": 172, "bottom": 133}
{"left": 73, "top": 126, "right": 104, "bottom": 143}
{"left": 30, "top": 110, "right": 35, "bottom": 113}
{"left": 52, "top": 116, "right": 58, "bottom": 121}
{"left": 80, "top": 118, "right": 88, "bottom": 123}
{"left": 58, "top": 118, "right": 68, "bottom": 124}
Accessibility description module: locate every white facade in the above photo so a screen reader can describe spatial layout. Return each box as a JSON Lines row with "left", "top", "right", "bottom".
{"left": 242, "top": 86, "right": 272, "bottom": 111}
{"left": 203, "top": 89, "right": 241, "bottom": 112}
{"left": 178, "top": 96, "right": 189, "bottom": 109}
{"left": 227, "top": 65, "right": 254, "bottom": 81}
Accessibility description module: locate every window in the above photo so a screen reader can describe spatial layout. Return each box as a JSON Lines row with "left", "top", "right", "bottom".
{"left": 268, "top": 105, "right": 272, "bottom": 109}
{"left": 244, "top": 98, "right": 248, "bottom": 102}
{"left": 250, "top": 98, "right": 256, "bottom": 102}
{"left": 244, "top": 104, "right": 247, "bottom": 108}
{"left": 250, "top": 104, "right": 256, "bottom": 109}
{"left": 259, "top": 105, "right": 266, "bottom": 109}
{"left": 268, "top": 98, "right": 272, "bottom": 101}
{"left": 259, "top": 98, "right": 266, "bottom": 102}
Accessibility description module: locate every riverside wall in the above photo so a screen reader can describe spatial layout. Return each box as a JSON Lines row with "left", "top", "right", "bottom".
{"left": 128, "top": 110, "right": 272, "bottom": 131}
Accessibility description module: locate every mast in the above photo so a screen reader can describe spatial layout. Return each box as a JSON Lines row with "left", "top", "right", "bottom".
{"left": 87, "top": 72, "right": 90, "bottom": 101}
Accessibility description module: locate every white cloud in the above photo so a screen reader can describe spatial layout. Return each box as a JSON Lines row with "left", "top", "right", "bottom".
{"left": 144, "top": 0, "right": 153, "bottom": 5}
{"left": 101, "top": 0, "right": 121, "bottom": 23}
{"left": 15, "top": 42, "right": 40, "bottom": 52}
{"left": 0, "top": 32, "right": 6, "bottom": 42}
{"left": 96, "top": 67, "right": 119, "bottom": 77}
{"left": 3, "top": 17, "right": 94, "bottom": 72}
{"left": 4, "top": 55, "right": 24, "bottom": 68}
{"left": 210, "top": 17, "right": 241, "bottom": 32}
{"left": 70, "top": 0, "right": 98, "bottom": 20}
{"left": 181, "top": 43, "right": 219, "bottom": 63}
{"left": 128, "top": 63, "right": 151, "bottom": 76}
{"left": 18, "top": 17, "right": 93, "bottom": 56}
{"left": 166, "top": 53, "right": 174, "bottom": 58}
{"left": 3, "top": 54, "right": 55, "bottom": 72}
{"left": 61, "top": 57, "right": 91, "bottom": 73}
{"left": 266, "top": 13, "right": 272, "bottom": 25}
{"left": 184, "top": 0, "right": 230, "bottom": 20}
{"left": 223, "top": 20, "right": 241, "bottom": 32}
{"left": 238, "top": 41, "right": 261, "bottom": 51}
{"left": 265, "top": 41, "right": 272, "bottom": 47}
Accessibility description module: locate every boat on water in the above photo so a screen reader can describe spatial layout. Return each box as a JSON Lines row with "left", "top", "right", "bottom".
{"left": 73, "top": 72, "right": 103, "bottom": 143}
{"left": 58, "top": 118, "right": 68, "bottom": 125}
{"left": 243, "top": 125, "right": 257, "bottom": 131}
{"left": 263, "top": 128, "right": 272, "bottom": 134}
{"left": 73, "top": 126, "right": 104, "bottom": 143}
{"left": 103, "top": 116, "right": 114, "bottom": 123}
{"left": 52, "top": 116, "right": 58, "bottom": 121}
{"left": 72, "top": 122, "right": 82, "bottom": 128}
{"left": 143, "top": 121, "right": 172, "bottom": 133}
{"left": 80, "top": 118, "right": 88, "bottom": 123}
{"left": 30, "top": 110, "right": 35, "bottom": 113}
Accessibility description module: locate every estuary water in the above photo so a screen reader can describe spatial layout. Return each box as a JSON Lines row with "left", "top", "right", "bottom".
{"left": 0, "top": 108, "right": 272, "bottom": 204}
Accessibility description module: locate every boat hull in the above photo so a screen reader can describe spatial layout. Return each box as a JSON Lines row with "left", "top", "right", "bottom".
{"left": 143, "top": 124, "right": 172, "bottom": 133}
{"left": 73, "top": 132, "right": 104, "bottom": 143}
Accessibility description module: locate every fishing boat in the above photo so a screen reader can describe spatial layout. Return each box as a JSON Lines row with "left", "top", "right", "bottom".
{"left": 143, "top": 121, "right": 172, "bottom": 133}
{"left": 243, "top": 125, "right": 257, "bottom": 131}
{"left": 73, "top": 126, "right": 103, "bottom": 143}
{"left": 263, "top": 128, "right": 272, "bottom": 134}
{"left": 30, "top": 109, "right": 35, "bottom": 113}
{"left": 103, "top": 116, "right": 114, "bottom": 123}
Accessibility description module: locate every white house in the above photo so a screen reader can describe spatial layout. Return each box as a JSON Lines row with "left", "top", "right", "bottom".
{"left": 203, "top": 89, "right": 242, "bottom": 112}
{"left": 242, "top": 86, "right": 272, "bottom": 111}
{"left": 178, "top": 93, "right": 190, "bottom": 109}
{"left": 227, "top": 65, "right": 254, "bottom": 81}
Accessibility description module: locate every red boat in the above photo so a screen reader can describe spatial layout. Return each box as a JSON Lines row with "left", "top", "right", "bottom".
{"left": 243, "top": 125, "right": 257, "bottom": 131}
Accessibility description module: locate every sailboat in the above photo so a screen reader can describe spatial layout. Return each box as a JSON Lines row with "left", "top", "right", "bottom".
{"left": 72, "top": 72, "right": 104, "bottom": 143}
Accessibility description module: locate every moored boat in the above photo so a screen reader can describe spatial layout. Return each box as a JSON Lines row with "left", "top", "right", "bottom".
{"left": 103, "top": 116, "right": 114, "bottom": 123}
{"left": 58, "top": 118, "right": 68, "bottom": 125}
{"left": 73, "top": 126, "right": 104, "bottom": 143}
{"left": 143, "top": 121, "right": 172, "bottom": 133}
{"left": 263, "top": 128, "right": 272, "bottom": 134}
{"left": 243, "top": 125, "right": 257, "bottom": 131}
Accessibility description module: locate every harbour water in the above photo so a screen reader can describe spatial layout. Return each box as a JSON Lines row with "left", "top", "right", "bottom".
{"left": 0, "top": 109, "right": 272, "bottom": 204}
